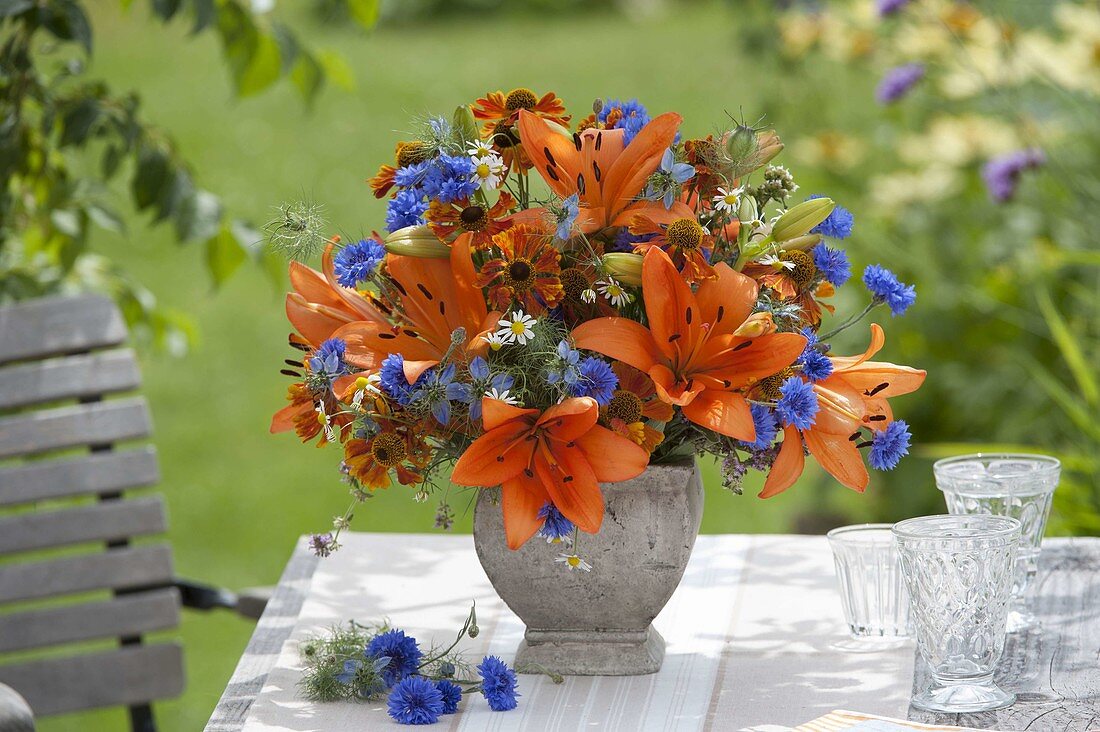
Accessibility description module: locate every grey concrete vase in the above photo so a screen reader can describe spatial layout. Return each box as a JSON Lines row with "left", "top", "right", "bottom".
{"left": 472, "top": 458, "right": 704, "bottom": 676}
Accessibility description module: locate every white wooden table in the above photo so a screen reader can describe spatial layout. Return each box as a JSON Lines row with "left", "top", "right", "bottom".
{"left": 205, "top": 534, "right": 1099, "bottom": 732}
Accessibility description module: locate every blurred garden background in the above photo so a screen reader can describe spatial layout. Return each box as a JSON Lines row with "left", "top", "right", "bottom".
{"left": 3, "top": 0, "right": 1099, "bottom": 729}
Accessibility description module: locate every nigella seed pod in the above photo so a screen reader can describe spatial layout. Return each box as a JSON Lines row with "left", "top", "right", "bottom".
{"left": 592, "top": 98, "right": 604, "bottom": 114}
{"left": 725, "top": 124, "right": 758, "bottom": 163}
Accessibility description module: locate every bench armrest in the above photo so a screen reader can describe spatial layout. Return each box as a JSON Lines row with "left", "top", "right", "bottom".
{"left": 174, "top": 579, "right": 273, "bottom": 620}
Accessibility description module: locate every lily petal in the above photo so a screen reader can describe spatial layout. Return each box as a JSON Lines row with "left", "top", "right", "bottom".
{"left": 680, "top": 390, "right": 756, "bottom": 441}
{"left": 642, "top": 247, "right": 700, "bottom": 362}
{"left": 695, "top": 263, "right": 759, "bottom": 336}
{"left": 805, "top": 429, "right": 869, "bottom": 492}
{"left": 501, "top": 477, "right": 550, "bottom": 550}
{"left": 535, "top": 444, "right": 603, "bottom": 534}
{"left": 571, "top": 318, "right": 663, "bottom": 373}
{"left": 760, "top": 425, "right": 805, "bottom": 498}
{"left": 451, "top": 421, "right": 534, "bottom": 487}
{"left": 573, "top": 425, "right": 650, "bottom": 482}
{"left": 538, "top": 398, "right": 599, "bottom": 442}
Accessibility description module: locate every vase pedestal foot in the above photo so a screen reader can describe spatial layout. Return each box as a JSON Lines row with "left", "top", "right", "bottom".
{"left": 514, "top": 625, "right": 666, "bottom": 676}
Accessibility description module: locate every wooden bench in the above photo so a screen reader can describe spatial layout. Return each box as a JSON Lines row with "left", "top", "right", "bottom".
{"left": 0, "top": 294, "right": 267, "bottom": 732}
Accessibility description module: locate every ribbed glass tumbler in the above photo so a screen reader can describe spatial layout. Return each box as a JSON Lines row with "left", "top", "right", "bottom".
{"left": 934, "top": 453, "right": 1060, "bottom": 632}
{"left": 827, "top": 524, "right": 910, "bottom": 639}
{"left": 893, "top": 515, "right": 1021, "bottom": 713}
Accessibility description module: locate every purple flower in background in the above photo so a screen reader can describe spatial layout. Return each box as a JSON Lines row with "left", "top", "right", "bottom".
{"left": 876, "top": 63, "right": 925, "bottom": 104}
{"left": 876, "top": 0, "right": 911, "bottom": 17}
{"left": 982, "top": 148, "right": 1045, "bottom": 203}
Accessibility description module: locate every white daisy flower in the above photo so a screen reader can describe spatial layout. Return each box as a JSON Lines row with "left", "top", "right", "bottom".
{"left": 580, "top": 288, "right": 597, "bottom": 304}
{"left": 555, "top": 553, "right": 593, "bottom": 572}
{"left": 484, "top": 387, "right": 519, "bottom": 405}
{"left": 712, "top": 185, "right": 745, "bottom": 213}
{"left": 314, "top": 402, "right": 336, "bottom": 443}
{"left": 596, "top": 278, "right": 633, "bottom": 307}
{"left": 467, "top": 140, "right": 495, "bottom": 158}
{"left": 758, "top": 253, "right": 795, "bottom": 271}
{"left": 471, "top": 153, "right": 506, "bottom": 193}
{"left": 497, "top": 310, "right": 537, "bottom": 345}
{"left": 482, "top": 331, "right": 509, "bottom": 351}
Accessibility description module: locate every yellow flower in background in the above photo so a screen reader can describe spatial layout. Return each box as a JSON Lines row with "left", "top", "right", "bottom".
{"left": 792, "top": 131, "right": 867, "bottom": 171}
{"left": 870, "top": 167, "right": 962, "bottom": 213}
{"left": 897, "top": 115, "right": 1020, "bottom": 167}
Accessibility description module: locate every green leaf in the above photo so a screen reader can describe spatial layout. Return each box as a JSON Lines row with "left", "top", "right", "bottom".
{"left": 317, "top": 50, "right": 354, "bottom": 92}
{"left": 291, "top": 52, "right": 324, "bottom": 106}
{"left": 0, "top": 1, "right": 35, "bottom": 19}
{"left": 101, "top": 145, "right": 124, "bottom": 179}
{"left": 1019, "top": 353, "right": 1100, "bottom": 444}
{"left": 50, "top": 209, "right": 82, "bottom": 237}
{"left": 154, "top": 168, "right": 194, "bottom": 223}
{"left": 44, "top": 1, "right": 93, "bottom": 55}
{"left": 60, "top": 98, "right": 101, "bottom": 147}
{"left": 236, "top": 32, "right": 282, "bottom": 97}
{"left": 151, "top": 0, "right": 182, "bottom": 21}
{"left": 132, "top": 146, "right": 170, "bottom": 211}
{"left": 205, "top": 224, "right": 247, "bottom": 286}
{"left": 190, "top": 0, "right": 216, "bottom": 34}
{"left": 175, "top": 189, "right": 223, "bottom": 242}
{"left": 346, "top": 0, "right": 380, "bottom": 31}
{"left": 1035, "top": 285, "right": 1099, "bottom": 406}
{"left": 271, "top": 22, "right": 300, "bottom": 74}
{"left": 86, "top": 203, "right": 125, "bottom": 234}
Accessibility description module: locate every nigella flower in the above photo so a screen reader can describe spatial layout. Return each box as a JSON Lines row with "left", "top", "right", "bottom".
{"left": 387, "top": 676, "right": 444, "bottom": 725}
{"left": 368, "top": 630, "right": 423, "bottom": 687}
{"left": 447, "top": 356, "right": 514, "bottom": 420}
{"left": 876, "top": 0, "right": 911, "bottom": 16}
{"left": 436, "top": 679, "right": 462, "bottom": 714}
{"left": 598, "top": 98, "right": 650, "bottom": 144}
{"left": 537, "top": 502, "right": 575, "bottom": 543}
{"left": 333, "top": 238, "right": 386, "bottom": 288}
{"left": 740, "top": 403, "right": 778, "bottom": 451}
{"left": 309, "top": 338, "right": 349, "bottom": 380}
{"left": 869, "top": 420, "right": 911, "bottom": 470}
{"left": 812, "top": 244, "right": 851, "bottom": 287}
{"left": 477, "top": 656, "right": 520, "bottom": 712}
{"left": 797, "top": 328, "right": 834, "bottom": 382}
{"left": 982, "top": 148, "right": 1045, "bottom": 203}
{"left": 555, "top": 193, "right": 580, "bottom": 241}
{"left": 546, "top": 340, "right": 582, "bottom": 386}
{"left": 776, "top": 377, "right": 819, "bottom": 430}
{"left": 569, "top": 357, "right": 618, "bottom": 405}
{"left": 876, "top": 63, "right": 925, "bottom": 104}
{"left": 414, "top": 363, "right": 459, "bottom": 425}
{"left": 806, "top": 194, "right": 854, "bottom": 239}
{"left": 645, "top": 148, "right": 695, "bottom": 209}
{"left": 335, "top": 658, "right": 362, "bottom": 686}
{"left": 386, "top": 189, "right": 429, "bottom": 232}
{"left": 863, "top": 264, "right": 916, "bottom": 316}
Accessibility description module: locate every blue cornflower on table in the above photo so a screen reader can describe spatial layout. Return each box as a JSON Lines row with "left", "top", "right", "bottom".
{"left": 569, "top": 357, "right": 618, "bottom": 405}
{"left": 477, "top": 655, "right": 519, "bottom": 712}
{"left": 333, "top": 238, "right": 386, "bottom": 288}
{"left": 813, "top": 244, "right": 851, "bottom": 287}
{"left": 387, "top": 675, "right": 443, "bottom": 725}
{"left": 869, "top": 420, "right": 911, "bottom": 471}
{"left": 863, "top": 264, "right": 916, "bottom": 316}
{"left": 776, "top": 377, "right": 819, "bottom": 430}
{"left": 367, "top": 630, "right": 423, "bottom": 687}
{"left": 436, "top": 679, "right": 462, "bottom": 714}
{"left": 807, "top": 194, "right": 854, "bottom": 239}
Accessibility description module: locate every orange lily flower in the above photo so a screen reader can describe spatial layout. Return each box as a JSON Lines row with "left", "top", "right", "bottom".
{"left": 451, "top": 397, "right": 649, "bottom": 549}
{"left": 761, "top": 323, "right": 926, "bottom": 497}
{"left": 284, "top": 243, "right": 390, "bottom": 348}
{"left": 603, "top": 362, "right": 674, "bottom": 453}
{"left": 572, "top": 247, "right": 807, "bottom": 441}
{"left": 518, "top": 109, "right": 695, "bottom": 235}
{"left": 426, "top": 192, "right": 517, "bottom": 250}
{"left": 334, "top": 234, "right": 499, "bottom": 385}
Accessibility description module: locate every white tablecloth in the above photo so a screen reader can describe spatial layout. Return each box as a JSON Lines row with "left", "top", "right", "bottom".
{"left": 240, "top": 533, "right": 915, "bottom": 731}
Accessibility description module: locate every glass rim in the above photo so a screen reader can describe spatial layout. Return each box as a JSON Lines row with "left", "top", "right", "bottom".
{"left": 827, "top": 523, "right": 896, "bottom": 543}
{"left": 932, "top": 452, "right": 1061, "bottom": 481}
{"left": 892, "top": 514, "right": 1021, "bottom": 542}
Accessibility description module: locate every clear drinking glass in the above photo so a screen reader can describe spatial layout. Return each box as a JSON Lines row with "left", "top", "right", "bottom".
{"left": 827, "top": 524, "right": 910, "bottom": 638}
{"left": 893, "top": 515, "right": 1021, "bottom": 713}
{"left": 934, "top": 453, "right": 1060, "bottom": 632}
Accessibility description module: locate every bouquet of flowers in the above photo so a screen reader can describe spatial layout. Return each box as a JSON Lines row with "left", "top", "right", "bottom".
{"left": 271, "top": 88, "right": 926, "bottom": 557}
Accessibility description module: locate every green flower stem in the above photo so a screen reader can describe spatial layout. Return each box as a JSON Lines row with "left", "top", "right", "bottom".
{"left": 818, "top": 300, "right": 880, "bottom": 341}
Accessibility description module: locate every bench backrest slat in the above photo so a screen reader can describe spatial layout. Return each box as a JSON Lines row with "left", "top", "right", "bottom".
{"left": 0, "top": 496, "right": 167, "bottom": 555}
{"left": 0, "top": 447, "right": 161, "bottom": 506}
{"left": 0, "top": 349, "right": 142, "bottom": 410}
{"left": 0, "top": 294, "right": 127, "bottom": 366}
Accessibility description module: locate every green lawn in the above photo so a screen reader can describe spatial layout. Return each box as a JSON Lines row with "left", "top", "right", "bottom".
{"left": 49, "top": 3, "right": 901, "bottom": 729}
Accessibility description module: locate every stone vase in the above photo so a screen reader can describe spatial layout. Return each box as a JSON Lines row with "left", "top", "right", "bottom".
{"left": 472, "top": 458, "right": 704, "bottom": 676}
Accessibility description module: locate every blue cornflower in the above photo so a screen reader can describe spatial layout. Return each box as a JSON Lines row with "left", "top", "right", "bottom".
{"left": 869, "top": 420, "right": 911, "bottom": 471}
{"left": 598, "top": 98, "right": 650, "bottom": 144}
{"left": 569, "top": 357, "right": 618, "bottom": 405}
{"left": 612, "top": 228, "right": 654, "bottom": 253}
{"left": 393, "top": 160, "right": 432, "bottom": 190}
{"left": 797, "top": 329, "right": 834, "bottom": 383}
{"left": 740, "top": 403, "right": 779, "bottom": 451}
{"left": 368, "top": 630, "right": 423, "bottom": 687}
{"left": 309, "top": 338, "right": 348, "bottom": 380}
{"left": 812, "top": 244, "right": 851, "bottom": 287}
{"left": 436, "top": 679, "right": 462, "bottom": 714}
{"left": 423, "top": 154, "right": 477, "bottom": 204}
{"left": 556, "top": 194, "right": 580, "bottom": 241}
{"left": 547, "top": 340, "right": 582, "bottom": 387}
{"left": 876, "top": 63, "right": 925, "bottom": 104}
{"left": 646, "top": 148, "right": 696, "bottom": 209}
{"left": 537, "top": 502, "right": 575, "bottom": 542}
{"left": 477, "top": 655, "right": 519, "bottom": 712}
{"left": 387, "top": 676, "right": 443, "bottom": 725}
{"left": 379, "top": 354, "right": 419, "bottom": 405}
{"left": 333, "top": 238, "right": 386, "bottom": 288}
{"left": 776, "top": 377, "right": 819, "bottom": 430}
{"left": 807, "top": 194, "right": 854, "bottom": 239}
{"left": 863, "top": 264, "right": 916, "bottom": 316}
{"left": 386, "top": 189, "right": 429, "bottom": 232}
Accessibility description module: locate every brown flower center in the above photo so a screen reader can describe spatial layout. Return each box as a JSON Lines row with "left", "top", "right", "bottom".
{"left": 780, "top": 250, "right": 818, "bottom": 290}
{"left": 459, "top": 205, "right": 489, "bottom": 232}
{"left": 491, "top": 120, "right": 520, "bottom": 149}
{"left": 757, "top": 367, "right": 795, "bottom": 401}
{"left": 505, "top": 88, "right": 539, "bottom": 111}
{"left": 559, "top": 267, "right": 589, "bottom": 301}
{"left": 606, "top": 390, "right": 644, "bottom": 423}
{"left": 396, "top": 141, "right": 431, "bottom": 168}
{"left": 504, "top": 258, "right": 534, "bottom": 291}
{"left": 666, "top": 218, "right": 705, "bottom": 251}
{"left": 370, "top": 433, "right": 406, "bottom": 467}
